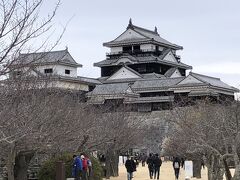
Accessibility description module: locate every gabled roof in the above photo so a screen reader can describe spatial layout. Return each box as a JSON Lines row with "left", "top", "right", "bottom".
{"left": 107, "top": 66, "right": 143, "bottom": 81}
{"left": 176, "top": 72, "right": 239, "bottom": 92}
{"left": 159, "top": 49, "right": 172, "bottom": 59}
{"left": 103, "top": 19, "right": 183, "bottom": 50}
{"left": 190, "top": 72, "right": 239, "bottom": 91}
{"left": 12, "top": 49, "right": 82, "bottom": 67}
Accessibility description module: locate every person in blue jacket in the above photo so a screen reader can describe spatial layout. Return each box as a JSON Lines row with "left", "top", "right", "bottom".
{"left": 72, "top": 155, "right": 83, "bottom": 180}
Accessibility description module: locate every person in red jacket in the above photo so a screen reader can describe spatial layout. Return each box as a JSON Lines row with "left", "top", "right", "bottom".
{"left": 81, "top": 155, "right": 88, "bottom": 180}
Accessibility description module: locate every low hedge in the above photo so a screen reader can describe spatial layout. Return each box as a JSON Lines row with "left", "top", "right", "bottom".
{"left": 38, "top": 153, "right": 103, "bottom": 180}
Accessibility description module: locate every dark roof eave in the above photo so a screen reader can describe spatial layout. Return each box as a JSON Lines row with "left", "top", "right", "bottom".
{"left": 58, "top": 62, "right": 82, "bottom": 67}
{"left": 51, "top": 76, "right": 97, "bottom": 85}
{"left": 210, "top": 85, "right": 239, "bottom": 93}
{"left": 103, "top": 40, "right": 183, "bottom": 50}
{"left": 94, "top": 61, "right": 192, "bottom": 69}
{"left": 87, "top": 93, "right": 139, "bottom": 98}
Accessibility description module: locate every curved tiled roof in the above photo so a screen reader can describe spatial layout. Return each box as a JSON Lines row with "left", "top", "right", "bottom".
{"left": 132, "top": 77, "right": 185, "bottom": 90}
{"left": 190, "top": 72, "right": 239, "bottom": 91}
{"left": 103, "top": 23, "right": 183, "bottom": 50}
{"left": 94, "top": 54, "right": 192, "bottom": 69}
{"left": 13, "top": 49, "right": 82, "bottom": 67}
{"left": 87, "top": 83, "right": 136, "bottom": 95}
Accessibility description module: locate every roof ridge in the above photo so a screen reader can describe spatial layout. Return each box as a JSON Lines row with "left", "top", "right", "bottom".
{"left": 20, "top": 49, "right": 67, "bottom": 55}
{"left": 136, "top": 76, "right": 184, "bottom": 82}
{"left": 132, "top": 24, "right": 158, "bottom": 35}
{"left": 123, "top": 65, "right": 143, "bottom": 78}
{"left": 190, "top": 72, "right": 220, "bottom": 80}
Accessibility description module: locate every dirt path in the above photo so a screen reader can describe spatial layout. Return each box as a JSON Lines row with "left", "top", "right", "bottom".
{"left": 107, "top": 161, "right": 208, "bottom": 180}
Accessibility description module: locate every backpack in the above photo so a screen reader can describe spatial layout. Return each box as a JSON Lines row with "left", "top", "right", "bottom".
{"left": 82, "top": 159, "right": 88, "bottom": 170}
{"left": 174, "top": 162, "right": 179, "bottom": 169}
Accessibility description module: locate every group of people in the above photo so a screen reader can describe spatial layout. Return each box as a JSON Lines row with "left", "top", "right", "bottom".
{"left": 146, "top": 153, "right": 162, "bottom": 179}
{"left": 125, "top": 154, "right": 183, "bottom": 180}
{"left": 72, "top": 154, "right": 92, "bottom": 180}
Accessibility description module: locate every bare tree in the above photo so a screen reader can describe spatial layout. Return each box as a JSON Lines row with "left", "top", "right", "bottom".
{"left": 82, "top": 102, "right": 148, "bottom": 178}
{"left": 0, "top": 0, "right": 63, "bottom": 77}
{"left": 163, "top": 100, "right": 240, "bottom": 180}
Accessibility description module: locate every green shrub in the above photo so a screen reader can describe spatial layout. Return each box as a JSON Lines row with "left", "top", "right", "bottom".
{"left": 38, "top": 153, "right": 103, "bottom": 180}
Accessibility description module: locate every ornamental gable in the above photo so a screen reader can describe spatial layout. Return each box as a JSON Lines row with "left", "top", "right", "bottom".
{"left": 163, "top": 51, "right": 177, "bottom": 63}
{"left": 170, "top": 69, "right": 182, "bottom": 78}
{"left": 107, "top": 67, "right": 141, "bottom": 80}
{"left": 115, "top": 57, "right": 134, "bottom": 65}
{"left": 178, "top": 75, "right": 204, "bottom": 85}
{"left": 114, "top": 29, "right": 146, "bottom": 41}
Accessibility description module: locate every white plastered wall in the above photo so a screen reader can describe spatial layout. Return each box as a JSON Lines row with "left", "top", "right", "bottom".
{"left": 141, "top": 44, "right": 155, "bottom": 51}
{"left": 111, "top": 47, "right": 122, "bottom": 53}
{"left": 36, "top": 65, "right": 78, "bottom": 77}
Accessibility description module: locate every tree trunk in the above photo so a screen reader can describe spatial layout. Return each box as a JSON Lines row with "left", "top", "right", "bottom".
{"left": 14, "top": 151, "right": 35, "bottom": 180}
{"left": 112, "top": 151, "right": 119, "bottom": 177}
{"left": 193, "top": 159, "right": 201, "bottom": 178}
{"left": 207, "top": 154, "right": 224, "bottom": 180}
{"left": 223, "top": 158, "right": 232, "bottom": 180}
{"left": 7, "top": 143, "right": 16, "bottom": 180}
{"left": 105, "top": 149, "right": 119, "bottom": 178}
{"left": 15, "top": 155, "right": 28, "bottom": 180}
{"left": 232, "top": 144, "right": 240, "bottom": 180}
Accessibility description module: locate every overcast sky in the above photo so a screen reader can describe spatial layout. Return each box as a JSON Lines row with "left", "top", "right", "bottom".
{"left": 45, "top": 0, "right": 240, "bottom": 88}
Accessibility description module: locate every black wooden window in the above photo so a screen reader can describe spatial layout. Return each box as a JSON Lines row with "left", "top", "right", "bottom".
{"left": 123, "top": 46, "right": 132, "bottom": 52}
{"left": 133, "top": 45, "right": 140, "bottom": 50}
{"left": 44, "top": 68, "right": 53, "bottom": 74}
{"left": 65, "top": 69, "right": 70, "bottom": 74}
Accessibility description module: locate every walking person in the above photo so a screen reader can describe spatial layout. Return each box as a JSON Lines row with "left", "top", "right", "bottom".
{"left": 141, "top": 153, "right": 147, "bottom": 167}
{"left": 81, "top": 155, "right": 89, "bottom": 180}
{"left": 153, "top": 154, "right": 162, "bottom": 179}
{"left": 72, "top": 155, "right": 83, "bottom": 180}
{"left": 173, "top": 157, "right": 181, "bottom": 180}
{"left": 125, "top": 156, "right": 136, "bottom": 180}
{"left": 86, "top": 156, "right": 92, "bottom": 178}
{"left": 181, "top": 158, "right": 185, "bottom": 168}
{"left": 147, "top": 153, "right": 154, "bottom": 179}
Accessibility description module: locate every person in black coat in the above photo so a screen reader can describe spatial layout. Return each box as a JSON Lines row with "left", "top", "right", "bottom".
{"left": 173, "top": 157, "right": 181, "bottom": 180}
{"left": 125, "top": 156, "right": 136, "bottom": 180}
{"left": 147, "top": 153, "right": 154, "bottom": 179}
{"left": 153, "top": 154, "right": 162, "bottom": 179}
